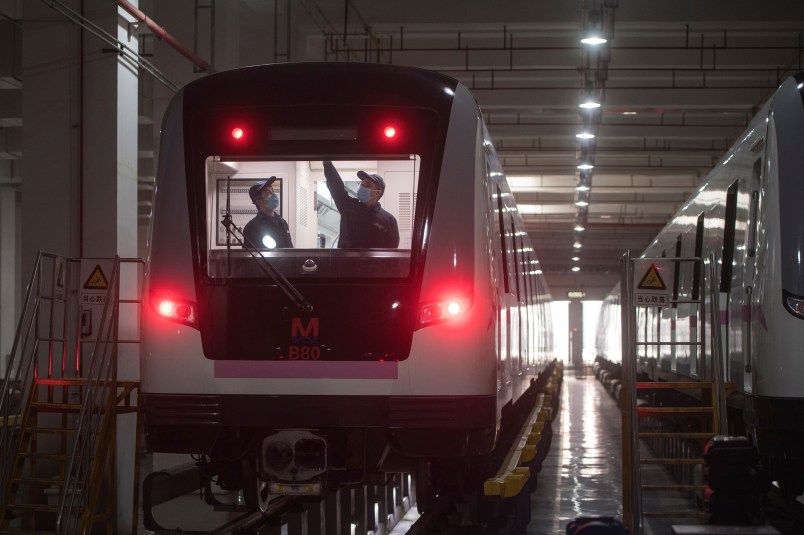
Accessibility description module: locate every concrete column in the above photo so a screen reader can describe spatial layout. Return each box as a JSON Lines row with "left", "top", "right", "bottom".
{"left": 23, "top": 1, "right": 140, "bottom": 531}
{"left": 21, "top": 1, "right": 81, "bottom": 267}
{"left": 568, "top": 299, "right": 583, "bottom": 368}
{"left": 0, "top": 189, "right": 19, "bottom": 376}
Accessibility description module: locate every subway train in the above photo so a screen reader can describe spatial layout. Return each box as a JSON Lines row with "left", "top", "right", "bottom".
{"left": 595, "top": 71, "right": 804, "bottom": 494}
{"left": 140, "top": 62, "right": 555, "bottom": 512}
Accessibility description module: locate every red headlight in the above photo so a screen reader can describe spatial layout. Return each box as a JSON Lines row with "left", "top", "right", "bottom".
{"left": 151, "top": 293, "right": 198, "bottom": 328}
{"left": 417, "top": 294, "right": 472, "bottom": 329}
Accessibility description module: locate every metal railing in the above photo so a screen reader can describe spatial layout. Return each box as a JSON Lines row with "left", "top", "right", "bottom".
{"left": 0, "top": 253, "right": 143, "bottom": 534}
{"left": 620, "top": 252, "right": 728, "bottom": 534}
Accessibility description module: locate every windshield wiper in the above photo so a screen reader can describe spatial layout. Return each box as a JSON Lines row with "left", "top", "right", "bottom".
{"left": 221, "top": 177, "right": 313, "bottom": 313}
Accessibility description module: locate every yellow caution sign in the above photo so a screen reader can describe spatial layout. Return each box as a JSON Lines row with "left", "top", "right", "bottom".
{"left": 83, "top": 265, "right": 109, "bottom": 290}
{"left": 637, "top": 264, "right": 666, "bottom": 290}
{"left": 633, "top": 259, "right": 674, "bottom": 307}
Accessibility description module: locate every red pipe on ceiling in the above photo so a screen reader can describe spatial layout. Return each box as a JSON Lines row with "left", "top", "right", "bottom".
{"left": 114, "top": 0, "right": 211, "bottom": 73}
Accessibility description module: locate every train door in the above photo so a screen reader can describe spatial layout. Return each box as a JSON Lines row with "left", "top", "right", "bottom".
{"left": 675, "top": 229, "right": 695, "bottom": 376}
{"left": 659, "top": 250, "right": 671, "bottom": 372}
{"left": 690, "top": 212, "right": 706, "bottom": 377}
{"left": 509, "top": 214, "right": 523, "bottom": 391}
{"left": 494, "top": 183, "right": 513, "bottom": 404}
{"left": 720, "top": 181, "right": 740, "bottom": 386}
{"left": 741, "top": 154, "right": 764, "bottom": 394}
{"left": 669, "top": 235, "right": 683, "bottom": 372}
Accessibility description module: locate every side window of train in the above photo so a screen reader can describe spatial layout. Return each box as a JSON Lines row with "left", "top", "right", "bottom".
{"left": 720, "top": 181, "right": 739, "bottom": 293}
{"left": 748, "top": 158, "right": 762, "bottom": 257}
{"left": 678, "top": 228, "right": 695, "bottom": 299}
{"left": 672, "top": 234, "right": 682, "bottom": 308}
{"left": 496, "top": 185, "right": 510, "bottom": 294}
{"left": 527, "top": 253, "right": 535, "bottom": 306}
{"left": 692, "top": 212, "right": 705, "bottom": 301}
{"left": 510, "top": 215, "right": 522, "bottom": 302}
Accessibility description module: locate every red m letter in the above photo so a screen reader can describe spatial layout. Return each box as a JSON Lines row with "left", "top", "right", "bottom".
{"left": 291, "top": 317, "right": 319, "bottom": 337}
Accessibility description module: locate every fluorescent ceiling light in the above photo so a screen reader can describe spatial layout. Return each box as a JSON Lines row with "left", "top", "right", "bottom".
{"left": 580, "top": 36, "right": 607, "bottom": 45}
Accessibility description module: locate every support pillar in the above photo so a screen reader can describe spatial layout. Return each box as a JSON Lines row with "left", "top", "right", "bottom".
{"left": 22, "top": 1, "right": 139, "bottom": 532}
{"left": 568, "top": 299, "right": 583, "bottom": 369}
{"left": 0, "top": 189, "right": 19, "bottom": 376}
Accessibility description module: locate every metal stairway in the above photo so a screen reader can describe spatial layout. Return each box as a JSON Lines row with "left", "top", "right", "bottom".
{"left": 620, "top": 253, "right": 730, "bottom": 534}
{"left": 0, "top": 254, "right": 142, "bottom": 534}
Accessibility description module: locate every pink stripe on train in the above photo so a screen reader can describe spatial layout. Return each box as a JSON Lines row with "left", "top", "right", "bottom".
{"left": 214, "top": 360, "right": 399, "bottom": 379}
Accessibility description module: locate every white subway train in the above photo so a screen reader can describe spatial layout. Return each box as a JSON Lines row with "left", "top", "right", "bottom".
{"left": 140, "top": 63, "right": 554, "bottom": 512}
{"left": 595, "top": 72, "right": 804, "bottom": 494}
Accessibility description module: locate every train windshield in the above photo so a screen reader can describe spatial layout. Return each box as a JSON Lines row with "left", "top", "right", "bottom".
{"left": 205, "top": 155, "right": 419, "bottom": 280}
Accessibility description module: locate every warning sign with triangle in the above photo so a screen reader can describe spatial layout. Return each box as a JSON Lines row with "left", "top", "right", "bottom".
{"left": 638, "top": 264, "right": 666, "bottom": 290}
{"left": 83, "top": 265, "right": 109, "bottom": 290}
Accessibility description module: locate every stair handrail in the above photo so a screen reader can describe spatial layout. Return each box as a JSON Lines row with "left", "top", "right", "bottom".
{"left": 621, "top": 254, "right": 713, "bottom": 535}
{"left": 620, "top": 250, "right": 643, "bottom": 535}
{"left": 0, "top": 252, "right": 51, "bottom": 510}
{"left": 56, "top": 256, "right": 122, "bottom": 534}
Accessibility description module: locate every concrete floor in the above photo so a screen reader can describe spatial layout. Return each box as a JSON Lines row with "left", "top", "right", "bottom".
{"left": 528, "top": 371, "right": 625, "bottom": 534}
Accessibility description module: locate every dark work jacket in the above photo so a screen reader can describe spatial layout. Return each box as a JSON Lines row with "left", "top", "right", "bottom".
{"left": 242, "top": 211, "right": 294, "bottom": 249}
{"left": 324, "top": 164, "right": 400, "bottom": 248}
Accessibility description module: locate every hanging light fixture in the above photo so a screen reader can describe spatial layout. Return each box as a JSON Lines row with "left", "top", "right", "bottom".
{"left": 579, "top": 81, "right": 602, "bottom": 109}
{"left": 577, "top": 146, "right": 594, "bottom": 170}
{"left": 577, "top": 173, "right": 591, "bottom": 191}
{"left": 581, "top": 9, "right": 608, "bottom": 45}
{"left": 579, "top": 97, "right": 602, "bottom": 109}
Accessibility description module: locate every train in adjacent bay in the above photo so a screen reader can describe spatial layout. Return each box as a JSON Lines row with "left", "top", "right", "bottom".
{"left": 595, "top": 71, "right": 804, "bottom": 495}
{"left": 140, "top": 63, "right": 555, "bottom": 512}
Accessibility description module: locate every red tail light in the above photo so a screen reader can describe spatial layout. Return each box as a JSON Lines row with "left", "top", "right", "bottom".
{"left": 231, "top": 127, "right": 245, "bottom": 140}
{"left": 151, "top": 293, "right": 198, "bottom": 328}
{"left": 417, "top": 294, "right": 472, "bottom": 329}
{"left": 383, "top": 125, "right": 397, "bottom": 139}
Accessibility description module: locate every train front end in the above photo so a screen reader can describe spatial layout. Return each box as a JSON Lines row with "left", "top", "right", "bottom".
{"left": 752, "top": 72, "right": 804, "bottom": 493}
{"left": 140, "top": 64, "right": 499, "bottom": 500}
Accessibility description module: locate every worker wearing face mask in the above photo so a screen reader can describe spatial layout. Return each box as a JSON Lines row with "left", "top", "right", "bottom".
{"left": 322, "top": 161, "right": 400, "bottom": 249}
{"left": 242, "top": 177, "right": 294, "bottom": 250}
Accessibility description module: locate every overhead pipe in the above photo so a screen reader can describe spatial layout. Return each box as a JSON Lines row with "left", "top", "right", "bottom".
{"left": 322, "top": 36, "right": 802, "bottom": 56}
{"left": 114, "top": 0, "right": 212, "bottom": 73}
